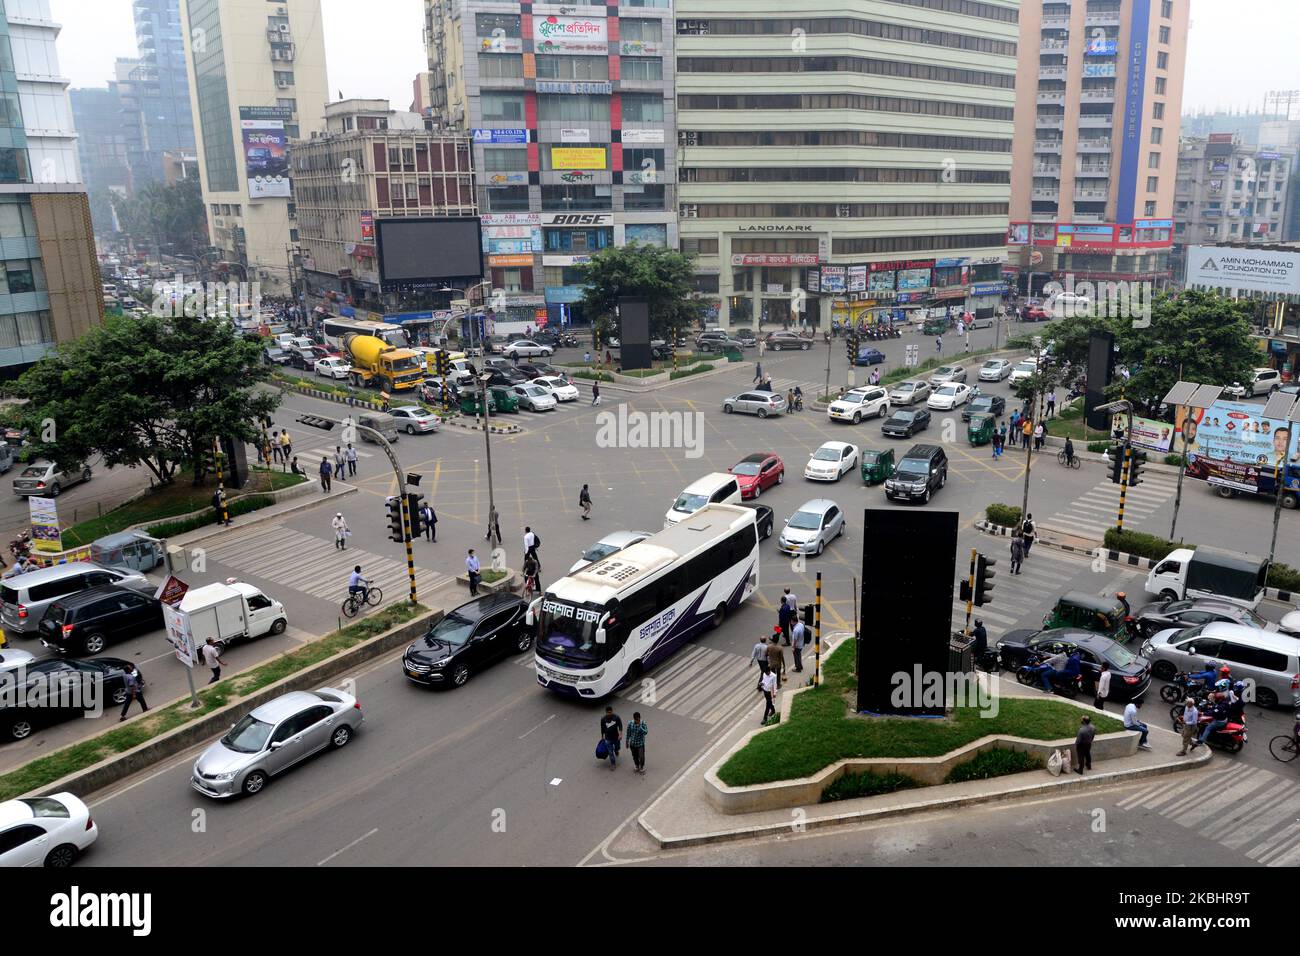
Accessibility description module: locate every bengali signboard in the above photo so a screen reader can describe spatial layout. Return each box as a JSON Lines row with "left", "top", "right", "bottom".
{"left": 869, "top": 270, "right": 895, "bottom": 294}
{"left": 1118, "top": 414, "right": 1175, "bottom": 454}
{"left": 820, "top": 265, "right": 846, "bottom": 294}
{"left": 1179, "top": 400, "right": 1300, "bottom": 493}
{"left": 730, "top": 254, "right": 818, "bottom": 267}
{"left": 847, "top": 265, "right": 867, "bottom": 293}
{"left": 550, "top": 147, "right": 606, "bottom": 170}
{"left": 238, "top": 107, "right": 290, "bottom": 199}
{"left": 533, "top": 15, "right": 609, "bottom": 54}
{"left": 28, "top": 496, "right": 60, "bottom": 553}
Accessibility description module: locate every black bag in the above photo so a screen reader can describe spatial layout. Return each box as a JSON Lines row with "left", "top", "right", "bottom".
{"left": 531, "top": 532, "right": 540, "bottom": 549}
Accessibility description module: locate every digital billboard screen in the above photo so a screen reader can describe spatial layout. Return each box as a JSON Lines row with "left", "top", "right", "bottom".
{"left": 375, "top": 218, "right": 484, "bottom": 284}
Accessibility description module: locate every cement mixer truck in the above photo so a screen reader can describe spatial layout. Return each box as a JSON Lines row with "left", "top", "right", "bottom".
{"left": 343, "top": 333, "right": 425, "bottom": 394}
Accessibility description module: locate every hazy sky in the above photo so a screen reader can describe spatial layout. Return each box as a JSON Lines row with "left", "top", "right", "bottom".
{"left": 46, "top": 0, "right": 1300, "bottom": 117}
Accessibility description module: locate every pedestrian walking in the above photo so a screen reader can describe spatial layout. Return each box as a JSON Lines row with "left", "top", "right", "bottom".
{"left": 421, "top": 502, "right": 436, "bottom": 542}
{"left": 271, "top": 430, "right": 283, "bottom": 463}
{"left": 1074, "top": 715, "right": 1095, "bottom": 774}
{"left": 466, "top": 549, "right": 481, "bottom": 596}
{"left": 202, "top": 637, "right": 225, "bottom": 684}
{"left": 753, "top": 361, "right": 763, "bottom": 385}
{"left": 279, "top": 429, "right": 292, "bottom": 464}
{"left": 791, "top": 615, "right": 806, "bottom": 673}
{"left": 118, "top": 663, "right": 148, "bottom": 720}
{"left": 1009, "top": 533, "right": 1024, "bottom": 575}
{"left": 319, "top": 456, "right": 332, "bottom": 492}
{"left": 1093, "top": 662, "right": 1111, "bottom": 710}
{"left": 600, "top": 706, "right": 622, "bottom": 771}
{"left": 1124, "top": 698, "right": 1151, "bottom": 750}
{"left": 346, "top": 443, "right": 358, "bottom": 477}
{"left": 935, "top": 335, "right": 943, "bottom": 353}
{"left": 751, "top": 635, "right": 771, "bottom": 684}
{"left": 211, "top": 488, "right": 231, "bottom": 527}
{"left": 626, "top": 712, "right": 648, "bottom": 774}
{"left": 331, "top": 512, "right": 350, "bottom": 550}
{"left": 1033, "top": 422, "right": 1044, "bottom": 452}
{"left": 1046, "top": 390, "right": 1057, "bottom": 419}
{"left": 1020, "top": 513, "right": 1036, "bottom": 556}
{"left": 523, "top": 526, "right": 540, "bottom": 568}
{"left": 778, "top": 596, "right": 794, "bottom": 645}
{"left": 485, "top": 505, "right": 501, "bottom": 546}
{"left": 1176, "top": 698, "right": 1200, "bottom": 755}
{"left": 591, "top": 380, "right": 601, "bottom": 407}
{"left": 584, "top": 350, "right": 591, "bottom": 364}
{"left": 991, "top": 430, "right": 1002, "bottom": 460}
{"left": 333, "top": 445, "right": 346, "bottom": 480}
{"left": 766, "top": 635, "right": 786, "bottom": 687}
{"left": 1010, "top": 409, "right": 1020, "bottom": 434}
{"left": 579, "top": 483, "right": 592, "bottom": 520}
{"left": 761, "top": 669, "right": 779, "bottom": 724}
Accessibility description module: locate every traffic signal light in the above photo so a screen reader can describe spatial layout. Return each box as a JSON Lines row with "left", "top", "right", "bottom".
{"left": 407, "top": 492, "right": 424, "bottom": 538}
{"left": 386, "top": 496, "right": 405, "bottom": 543}
{"left": 959, "top": 578, "right": 972, "bottom": 602}
{"left": 1110, "top": 447, "right": 1125, "bottom": 485}
{"left": 974, "top": 553, "right": 996, "bottom": 606}
{"left": 1126, "top": 453, "right": 1144, "bottom": 487}
{"left": 801, "top": 603, "right": 814, "bottom": 626}
{"left": 435, "top": 351, "right": 449, "bottom": 376}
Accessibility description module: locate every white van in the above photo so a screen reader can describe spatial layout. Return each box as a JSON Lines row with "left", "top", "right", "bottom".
{"left": 665, "top": 473, "right": 742, "bottom": 528}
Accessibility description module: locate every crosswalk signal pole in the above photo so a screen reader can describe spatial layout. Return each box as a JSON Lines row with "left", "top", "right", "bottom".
{"left": 400, "top": 494, "right": 417, "bottom": 604}
{"left": 1116, "top": 443, "right": 1132, "bottom": 532}
{"left": 213, "top": 439, "right": 229, "bottom": 526}
{"left": 813, "top": 572, "right": 823, "bottom": 687}
{"left": 960, "top": 547, "right": 977, "bottom": 635}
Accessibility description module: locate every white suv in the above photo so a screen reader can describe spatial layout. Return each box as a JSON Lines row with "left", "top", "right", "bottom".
{"left": 827, "top": 387, "right": 889, "bottom": 424}
{"left": 1224, "top": 368, "right": 1281, "bottom": 398}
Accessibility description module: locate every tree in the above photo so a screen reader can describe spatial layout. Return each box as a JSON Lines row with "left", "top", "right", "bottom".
{"left": 112, "top": 178, "right": 208, "bottom": 262}
{"left": 575, "top": 243, "right": 704, "bottom": 343}
{"left": 1111, "top": 290, "right": 1257, "bottom": 416}
{"left": 15, "top": 313, "right": 278, "bottom": 486}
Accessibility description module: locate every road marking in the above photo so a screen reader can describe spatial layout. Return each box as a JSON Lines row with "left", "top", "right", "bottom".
{"left": 518, "top": 713, "right": 557, "bottom": 739}
{"left": 550, "top": 777, "right": 563, "bottom": 786}
{"left": 317, "top": 827, "right": 380, "bottom": 866}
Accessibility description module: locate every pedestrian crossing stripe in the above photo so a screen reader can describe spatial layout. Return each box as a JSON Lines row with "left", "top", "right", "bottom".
{"left": 299, "top": 446, "right": 376, "bottom": 460}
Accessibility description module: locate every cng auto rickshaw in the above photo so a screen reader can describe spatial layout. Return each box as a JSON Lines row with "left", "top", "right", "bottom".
{"left": 1042, "top": 590, "right": 1132, "bottom": 643}
{"left": 459, "top": 386, "right": 519, "bottom": 415}
{"left": 860, "top": 447, "right": 895, "bottom": 485}
{"left": 922, "top": 317, "right": 949, "bottom": 336}
{"left": 968, "top": 411, "right": 996, "bottom": 446}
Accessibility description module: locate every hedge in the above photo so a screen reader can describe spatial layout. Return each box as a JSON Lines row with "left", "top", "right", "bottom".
{"left": 1103, "top": 528, "right": 1300, "bottom": 593}
{"left": 820, "top": 770, "right": 919, "bottom": 804}
{"left": 1164, "top": 454, "right": 1185, "bottom": 466}
{"left": 670, "top": 363, "right": 714, "bottom": 380}
{"left": 944, "top": 748, "right": 1043, "bottom": 784}
{"left": 146, "top": 495, "right": 275, "bottom": 538}
{"left": 985, "top": 503, "right": 1023, "bottom": 528}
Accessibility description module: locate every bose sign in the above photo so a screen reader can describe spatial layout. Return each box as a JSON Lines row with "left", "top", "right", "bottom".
{"left": 541, "top": 213, "right": 613, "bottom": 226}
{"left": 1186, "top": 245, "right": 1300, "bottom": 296}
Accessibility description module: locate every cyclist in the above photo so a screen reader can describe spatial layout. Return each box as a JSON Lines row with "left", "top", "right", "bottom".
{"left": 1063, "top": 436, "right": 1075, "bottom": 467}
{"left": 522, "top": 552, "right": 540, "bottom": 597}
{"left": 347, "top": 564, "right": 369, "bottom": 606}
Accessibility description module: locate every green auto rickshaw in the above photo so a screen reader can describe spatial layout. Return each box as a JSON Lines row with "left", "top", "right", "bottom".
{"left": 922, "top": 317, "right": 949, "bottom": 336}
{"left": 860, "top": 447, "right": 895, "bottom": 485}
{"left": 488, "top": 385, "right": 520, "bottom": 413}
{"left": 968, "top": 411, "right": 996, "bottom": 446}
{"left": 1042, "top": 590, "right": 1132, "bottom": 643}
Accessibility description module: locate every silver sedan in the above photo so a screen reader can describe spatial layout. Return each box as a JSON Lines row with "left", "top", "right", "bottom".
{"left": 191, "top": 688, "right": 363, "bottom": 799}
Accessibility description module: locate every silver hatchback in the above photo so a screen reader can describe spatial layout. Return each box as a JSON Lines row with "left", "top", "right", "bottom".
{"left": 723, "top": 391, "right": 787, "bottom": 418}
{"left": 778, "top": 499, "right": 846, "bottom": 557}
{"left": 191, "top": 688, "right": 363, "bottom": 798}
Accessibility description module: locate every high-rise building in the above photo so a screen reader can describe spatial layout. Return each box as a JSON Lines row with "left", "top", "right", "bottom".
{"left": 425, "top": 0, "right": 677, "bottom": 326}
{"left": 0, "top": 0, "right": 104, "bottom": 377}
{"left": 69, "top": 87, "right": 133, "bottom": 231}
{"left": 1008, "top": 0, "right": 1190, "bottom": 294}
{"left": 1173, "top": 136, "right": 1295, "bottom": 280}
{"left": 131, "top": 0, "right": 197, "bottom": 186}
{"left": 294, "top": 98, "right": 476, "bottom": 315}
{"left": 179, "top": 0, "right": 329, "bottom": 294}
{"left": 676, "top": 1, "right": 1018, "bottom": 330}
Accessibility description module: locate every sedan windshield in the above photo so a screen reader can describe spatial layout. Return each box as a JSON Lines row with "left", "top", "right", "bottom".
{"left": 788, "top": 511, "right": 822, "bottom": 531}
{"left": 222, "top": 714, "right": 274, "bottom": 754}
{"left": 673, "top": 492, "right": 708, "bottom": 513}
{"left": 812, "top": 447, "right": 842, "bottom": 461}
{"left": 840, "top": 391, "right": 868, "bottom": 404}
{"left": 894, "top": 384, "right": 915, "bottom": 392}
{"left": 730, "top": 462, "right": 762, "bottom": 476}
{"left": 1014, "top": 363, "right": 1035, "bottom": 374}
{"left": 936, "top": 386, "right": 959, "bottom": 396}
{"left": 891, "top": 411, "right": 917, "bottom": 422}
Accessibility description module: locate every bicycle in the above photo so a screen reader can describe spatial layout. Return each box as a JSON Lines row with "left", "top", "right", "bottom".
{"left": 341, "top": 583, "right": 384, "bottom": 618}
{"left": 1269, "top": 730, "right": 1299, "bottom": 763}
{"left": 1056, "top": 449, "right": 1081, "bottom": 469}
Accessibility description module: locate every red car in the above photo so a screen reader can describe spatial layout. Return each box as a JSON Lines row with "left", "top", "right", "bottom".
{"left": 1023, "top": 305, "right": 1051, "bottom": 322}
{"left": 729, "top": 452, "right": 784, "bottom": 500}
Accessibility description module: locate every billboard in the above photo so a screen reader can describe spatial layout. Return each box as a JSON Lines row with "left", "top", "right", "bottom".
{"left": 375, "top": 217, "right": 484, "bottom": 284}
{"left": 1119, "top": 414, "right": 1175, "bottom": 454}
{"left": 820, "top": 266, "right": 845, "bottom": 294}
{"left": 1116, "top": 0, "right": 1151, "bottom": 226}
{"left": 239, "top": 107, "right": 290, "bottom": 199}
{"left": 472, "top": 128, "right": 528, "bottom": 144}
{"left": 1185, "top": 246, "right": 1300, "bottom": 295}
{"left": 533, "top": 15, "right": 608, "bottom": 54}
{"left": 896, "top": 268, "right": 931, "bottom": 291}
{"left": 847, "top": 265, "right": 867, "bottom": 293}
{"left": 28, "top": 496, "right": 60, "bottom": 553}
{"left": 550, "top": 147, "right": 606, "bottom": 170}
{"left": 1180, "top": 400, "right": 1300, "bottom": 493}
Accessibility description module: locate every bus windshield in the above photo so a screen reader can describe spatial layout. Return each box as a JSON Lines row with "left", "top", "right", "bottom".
{"left": 537, "top": 597, "right": 606, "bottom": 667}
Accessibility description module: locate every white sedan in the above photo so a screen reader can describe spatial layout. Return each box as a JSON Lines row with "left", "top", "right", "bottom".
{"left": 0, "top": 647, "right": 35, "bottom": 673}
{"left": 0, "top": 792, "right": 98, "bottom": 867}
{"left": 533, "top": 375, "right": 579, "bottom": 402}
{"left": 503, "top": 339, "right": 554, "bottom": 358}
{"left": 927, "top": 382, "right": 972, "bottom": 410}
{"left": 315, "top": 356, "right": 352, "bottom": 380}
{"left": 804, "top": 441, "right": 859, "bottom": 482}
{"left": 978, "top": 359, "right": 1012, "bottom": 382}
{"left": 1008, "top": 359, "right": 1039, "bottom": 385}
{"left": 888, "top": 380, "right": 931, "bottom": 406}
{"left": 390, "top": 405, "right": 440, "bottom": 434}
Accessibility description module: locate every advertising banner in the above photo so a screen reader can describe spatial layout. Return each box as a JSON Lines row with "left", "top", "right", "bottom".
{"left": 162, "top": 603, "right": 196, "bottom": 668}
{"left": 1179, "top": 400, "right": 1300, "bottom": 493}
{"left": 821, "top": 266, "right": 846, "bottom": 294}
{"left": 154, "top": 575, "right": 190, "bottom": 608}
{"left": 481, "top": 213, "right": 539, "bottom": 226}
{"left": 535, "top": 81, "right": 612, "bottom": 95}
{"left": 868, "top": 270, "right": 895, "bottom": 293}
{"left": 621, "top": 129, "right": 665, "bottom": 144}
{"left": 847, "top": 265, "right": 867, "bottom": 293}
{"left": 1116, "top": 0, "right": 1151, "bottom": 225}
{"left": 1118, "top": 414, "right": 1175, "bottom": 454}
{"left": 28, "top": 496, "right": 60, "bottom": 553}
{"left": 485, "top": 172, "right": 528, "bottom": 186}
{"left": 239, "top": 110, "right": 290, "bottom": 199}
{"left": 559, "top": 128, "right": 590, "bottom": 143}
{"left": 896, "top": 268, "right": 931, "bottom": 291}
{"left": 1186, "top": 245, "right": 1300, "bottom": 295}
{"left": 806, "top": 268, "right": 820, "bottom": 293}
{"left": 488, "top": 254, "right": 534, "bottom": 267}
{"left": 533, "top": 15, "right": 609, "bottom": 54}
{"left": 360, "top": 212, "right": 374, "bottom": 243}
{"left": 1006, "top": 224, "right": 1029, "bottom": 244}
{"left": 730, "top": 254, "right": 818, "bottom": 266}
{"left": 472, "top": 128, "right": 528, "bottom": 144}
{"left": 550, "top": 147, "right": 606, "bottom": 170}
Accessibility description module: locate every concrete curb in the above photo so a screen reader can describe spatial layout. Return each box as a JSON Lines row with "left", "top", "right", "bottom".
{"left": 454, "top": 568, "right": 517, "bottom": 594}
{"left": 122, "top": 474, "right": 317, "bottom": 536}
{"left": 167, "top": 483, "right": 358, "bottom": 550}
{"left": 565, "top": 359, "right": 739, "bottom": 393}
{"left": 275, "top": 380, "right": 384, "bottom": 411}
{"left": 441, "top": 416, "right": 521, "bottom": 436}
{"left": 20, "top": 608, "right": 443, "bottom": 801}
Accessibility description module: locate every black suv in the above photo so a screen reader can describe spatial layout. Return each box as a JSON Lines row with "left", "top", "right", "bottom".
{"left": 883, "top": 444, "right": 949, "bottom": 504}
{"left": 402, "top": 593, "right": 532, "bottom": 688}
{"left": 485, "top": 366, "right": 529, "bottom": 387}
{"left": 38, "top": 586, "right": 164, "bottom": 655}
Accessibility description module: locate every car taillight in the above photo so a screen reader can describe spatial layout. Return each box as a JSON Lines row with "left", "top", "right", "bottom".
{"left": 16, "top": 605, "right": 26, "bottom": 619}
{"left": 62, "top": 624, "right": 74, "bottom": 636}
{"left": 36, "top": 482, "right": 44, "bottom": 489}
{"left": 85, "top": 816, "right": 94, "bottom": 831}
{"left": 1292, "top": 673, "right": 1299, "bottom": 690}
{"left": 1123, "top": 675, "right": 1139, "bottom": 684}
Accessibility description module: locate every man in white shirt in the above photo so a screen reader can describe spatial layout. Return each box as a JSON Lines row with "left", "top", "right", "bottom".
{"left": 1123, "top": 698, "right": 1151, "bottom": 750}
{"left": 201, "top": 637, "right": 225, "bottom": 685}
{"left": 523, "top": 526, "right": 540, "bottom": 570}
{"left": 331, "top": 512, "right": 349, "bottom": 551}
{"left": 1093, "top": 662, "right": 1111, "bottom": 710}
{"left": 760, "top": 669, "right": 778, "bottom": 724}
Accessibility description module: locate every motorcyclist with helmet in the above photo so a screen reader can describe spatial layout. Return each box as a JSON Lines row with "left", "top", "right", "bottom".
{"left": 1195, "top": 682, "right": 1233, "bottom": 748}
{"left": 1186, "top": 661, "right": 1222, "bottom": 693}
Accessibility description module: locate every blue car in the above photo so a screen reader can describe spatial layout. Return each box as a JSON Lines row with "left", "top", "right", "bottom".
{"left": 855, "top": 347, "right": 886, "bottom": 366}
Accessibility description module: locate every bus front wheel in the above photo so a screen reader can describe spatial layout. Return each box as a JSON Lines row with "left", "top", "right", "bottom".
{"left": 711, "top": 603, "right": 727, "bottom": 629}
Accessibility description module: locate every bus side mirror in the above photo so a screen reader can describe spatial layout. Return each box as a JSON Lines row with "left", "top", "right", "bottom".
{"left": 595, "top": 627, "right": 607, "bottom": 645}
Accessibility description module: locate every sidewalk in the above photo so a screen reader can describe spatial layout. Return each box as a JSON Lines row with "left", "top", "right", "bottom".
{"left": 638, "top": 668, "right": 1211, "bottom": 849}
{"left": 167, "top": 480, "right": 357, "bottom": 551}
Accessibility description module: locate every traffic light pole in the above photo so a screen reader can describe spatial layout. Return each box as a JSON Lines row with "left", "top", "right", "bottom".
{"left": 962, "top": 547, "right": 976, "bottom": 636}
{"left": 1269, "top": 456, "right": 1286, "bottom": 565}
{"left": 1116, "top": 444, "right": 1132, "bottom": 532}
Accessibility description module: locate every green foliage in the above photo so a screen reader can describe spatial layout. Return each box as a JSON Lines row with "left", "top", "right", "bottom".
{"left": 1103, "top": 527, "right": 1178, "bottom": 560}
{"left": 1088, "top": 441, "right": 1116, "bottom": 453}
{"left": 944, "top": 748, "right": 1043, "bottom": 784}
{"left": 985, "top": 503, "right": 1023, "bottom": 528}
{"left": 1267, "top": 562, "right": 1300, "bottom": 593}
{"left": 110, "top": 178, "right": 207, "bottom": 261}
{"left": 15, "top": 313, "right": 279, "bottom": 485}
{"left": 820, "top": 770, "right": 919, "bottom": 803}
{"left": 670, "top": 362, "right": 714, "bottom": 379}
{"left": 146, "top": 495, "right": 275, "bottom": 537}
{"left": 575, "top": 243, "right": 704, "bottom": 343}
{"left": 1164, "top": 453, "right": 1185, "bottom": 466}
{"left": 481, "top": 569, "right": 507, "bottom": 584}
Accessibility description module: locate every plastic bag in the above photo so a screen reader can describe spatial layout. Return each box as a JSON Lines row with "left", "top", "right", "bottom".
{"left": 595, "top": 738, "right": 609, "bottom": 761}
{"left": 1046, "top": 749, "right": 1063, "bottom": 776}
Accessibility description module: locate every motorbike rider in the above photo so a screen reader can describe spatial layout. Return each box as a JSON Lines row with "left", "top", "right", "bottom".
{"left": 1195, "top": 684, "right": 1232, "bottom": 747}
{"left": 1224, "top": 685, "right": 1247, "bottom": 726}
{"left": 1186, "top": 661, "right": 1221, "bottom": 693}
{"left": 1034, "top": 646, "right": 1068, "bottom": 693}
{"left": 792, "top": 385, "right": 803, "bottom": 409}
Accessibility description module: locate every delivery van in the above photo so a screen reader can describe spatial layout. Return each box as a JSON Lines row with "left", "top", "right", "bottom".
{"left": 178, "top": 582, "right": 287, "bottom": 650}
{"left": 1145, "top": 547, "right": 1269, "bottom": 610}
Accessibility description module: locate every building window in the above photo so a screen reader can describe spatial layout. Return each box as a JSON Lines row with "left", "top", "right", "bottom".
{"left": 621, "top": 57, "right": 663, "bottom": 81}
{"left": 1148, "top": 152, "right": 1161, "bottom": 169}
{"left": 1152, "top": 101, "right": 1164, "bottom": 119}
{"left": 274, "top": 70, "right": 295, "bottom": 87}
{"left": 482, "top": 148, "right": 526, "bottom": 172}
{"left": 678, "top": 92, "right": 1013, "bottom": 123}
{"left": 534, "top": 55, "right": 608, "bottom": 81}
{"left": 0, "top": 93, "right": 22, "bottom": 129}
{"left": 486, "top": 185, "right": 531, "bottom": 211}
{"left": 537, "top": 95, "right": 610, "bottom": 122}
{"left": 478, "top": 54, "right": 524, "bottom": 79}
{"left": 623, "top": 148, "right": 665, "bottom": 177}
{"left": 1155, "top": 76, "right": 1166, "bottom": 95}
{"left": 621, "top": 93, "right": 664, "bottom": 122}
{"left": 1156, "top": 51, "right": 1168, "bottom": 69}
{"left": 1144, "top": 201, "right": 1157, "bottom": 216}
{"left": 1161, "top": 0, "right": 1173, "bottom": 16}
{"left": 622, "top": 185, "right": 665, "bottom": 210}
{"left": 544, "top": 227, "right": 613, "bottom": 252}
{"left": 681, "top": 237, "right": 719, "bottom": 255}
{"left": 622, "top": 0, "right": 670, "bottom": 7}
{"left": 0, "top": 203, "right": 33, "bottom": 239}
{"left": 1147, "top": 176, "right": 1159, "bottom": 192}
{"left": 1159, "top": 26, "right": 1170, "bottom": 43}
{"left": 0, "top": 260, "right": 42, "bottom": 295}
{"left": 490, "top": 267, "right": 533, "bottom": 292}
{"left": 677, "top": 55, "right": 1016, "bottom": 90}
{"left": 481, "top": 92, "right": 525, "bottom": 122}
{"left": 621, "top": 18, "right": 663, "bottom": 42}
{"left": 475, "top": 12, "right": 521, "bottom": 37}
{"left": 1150, "top": 127, "right": 1162, "bottom": 144}
{"left": 0, "top": 310, "right": 52, "bottom": 349}
{"left": 540, "top": 184, "right": 612, "bottom": 211}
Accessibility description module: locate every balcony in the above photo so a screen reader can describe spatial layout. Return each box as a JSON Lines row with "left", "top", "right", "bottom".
{"left": 1076, "top": 139, "right": 1111, "bottom": 154}
{"left": 1073, "top": 211, "right": 1107, "bottom": 223}
{"left": 1042, "top": 14, "right": 1070, "bottom": 28}
{"left": 1080, "top": 88, "right": 1116, "bottom": 102}
{"left": 268, "top": 27, "right": 294, "bottom": 44}
{"left": 1074, "top": 187, "right": 1109, "bottom": 201}
{"left": 1036, "top": 115, "right": 1066, "bottom": 131}
{"left": 1033, "top": 186, "right": 1061, "bottom": 201}
{"left": 1076, "top": 163, "right": 1110, "bottom": 176}
{"left": 1078, "top": 114, "right": 1113, "bottom": 128}
{"left": 1040, "top": 39, "right": 1068, "bottom": 53}
{"left": 1034, "top": 139, "right": 1063, "bottom": 153}
{"left": 1039, "top": 64, "right": 1067, "bottom": 80}
{"left": 1035, "top": 163, "right": 1062, "bottom": 175}
{"left": 1037, "top": 91, "right": 1066, "bottom": 106}
{"left": 1205, "top": 209, "right": 1222, "bottom": 218}
{"left": 1085, "top": 12, "right": 1121, "bottom": 27}
{"left": 271, "top": 44, "right": 295, "bottom": 62}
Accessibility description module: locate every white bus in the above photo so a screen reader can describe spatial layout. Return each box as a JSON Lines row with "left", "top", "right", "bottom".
{"left": 532, "top": 503, "right": 760, "bottom": 699}
{"left": 321, "top": 316, "right": 407, "bottom": 350}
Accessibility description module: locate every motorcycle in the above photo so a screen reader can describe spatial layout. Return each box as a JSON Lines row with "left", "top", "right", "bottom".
{"left": 8, "top": 531, "right": 31, "bottom": 561}
{"left": 1015, "top": 656, "right": 1082, "bottom": 698}
{"left": 1159, "top": 671, "right": 1209, "bottom": 704}
{"left": 973, "top": 648, "right": 1001, "bottom": 673}
{"left": 1173, "top": 714, "right": 1247, "bottom": 753}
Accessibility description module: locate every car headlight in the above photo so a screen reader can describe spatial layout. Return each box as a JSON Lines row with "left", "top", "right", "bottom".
{"left": 211, "top": 771, "right": 238, "bottom": 781}
{"left": 429, "top": 659, "right": 446, "bottom": 668}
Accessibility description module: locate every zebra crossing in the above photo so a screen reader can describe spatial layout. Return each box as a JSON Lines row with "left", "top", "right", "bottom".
{"left": 1116, "top": 764, "right": 1300, "bottom": 866}
{"left": 203, "top": 524, "right": 454, "bottom": 605}
{"left": 1038, "top": 470, "right": 1180, "bottom": 538}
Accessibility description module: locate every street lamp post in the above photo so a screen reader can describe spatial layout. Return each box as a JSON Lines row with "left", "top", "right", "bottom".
{"left": 477, "top": 373, "right": 500, "bottom": 548}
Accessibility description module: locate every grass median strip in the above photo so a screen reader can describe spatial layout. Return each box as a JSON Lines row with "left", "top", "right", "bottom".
{"left": 717, "top": 642, "right": 1122, "bottom": 788}
{"left": 0, "top": 601, "right": 427, "bottom": 802}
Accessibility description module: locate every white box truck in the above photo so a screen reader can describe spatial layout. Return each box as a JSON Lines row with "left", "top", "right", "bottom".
{"left": 179, "top": 582, "right": 288, "bottom": 650}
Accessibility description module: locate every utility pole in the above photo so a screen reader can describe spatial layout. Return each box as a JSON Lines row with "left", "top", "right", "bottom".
{"left": 477, "top": 373, "right": 500, "bottom": 549}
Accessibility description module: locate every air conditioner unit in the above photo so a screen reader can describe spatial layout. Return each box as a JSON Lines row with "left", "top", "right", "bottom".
{"left": 679, "top": 130, "right": 698, "bottom": 146}
{"left": 278, "top": 23, "right": 291, "bottom": 33}
{"left": 276, "top": 78, "right": 292, "bottom": 89}
{"left": 679, "top": 204, "right": 698, "bottom": 219}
